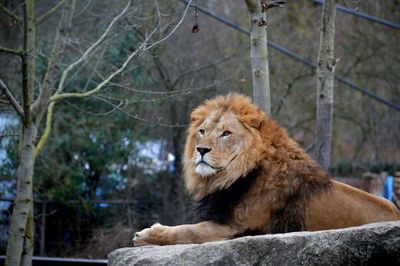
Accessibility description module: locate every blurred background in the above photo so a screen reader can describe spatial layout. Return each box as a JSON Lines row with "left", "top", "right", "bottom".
{"left": 0, "top": 0, "right": 399, "bottom": 259}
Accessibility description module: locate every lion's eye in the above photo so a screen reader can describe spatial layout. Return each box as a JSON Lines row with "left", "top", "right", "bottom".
{"left": 199, "top": 129, "right": 205, "bottom": 135}
{"left": 221, "top": 131, "right": 232, "bottom": 137}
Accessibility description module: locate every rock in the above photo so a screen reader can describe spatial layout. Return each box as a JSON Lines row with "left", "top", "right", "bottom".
{"left": 108, "top": 221, "right": 400, "bottom": 266}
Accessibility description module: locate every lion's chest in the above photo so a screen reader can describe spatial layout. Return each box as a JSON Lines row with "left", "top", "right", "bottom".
{"left": 194, "top": 169, "right": 259, "bottom": 224}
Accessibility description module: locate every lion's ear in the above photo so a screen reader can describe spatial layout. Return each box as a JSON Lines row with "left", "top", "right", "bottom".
{"left": 241, "top": 107, "right": 264, "bottom": 130}
{"left": 247, "top": 114, "right": 263, "bottom": 129}
{"left": 190, "top": 107, "right": 207, "bottom": 126}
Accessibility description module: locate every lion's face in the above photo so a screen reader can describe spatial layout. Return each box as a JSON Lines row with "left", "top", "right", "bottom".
{"left": 193, "top": 110, "right": 252, "bottom": 177}
{"left": 184, "top": 95, "right": 266, "bottom": 197}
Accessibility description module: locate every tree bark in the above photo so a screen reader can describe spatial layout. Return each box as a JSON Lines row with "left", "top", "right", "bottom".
{"left": 5, "top": 123, "right": 37, "bottom": 266}
{"left": 21, "top": 0, "right": 35, "bottom": 125}
{"left": 314, "top": 0, "right": 337, "bottom": 170}
{"left": 244, "top": 0, "right": 271, "bottom": 115}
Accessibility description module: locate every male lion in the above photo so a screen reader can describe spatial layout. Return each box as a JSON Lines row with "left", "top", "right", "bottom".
{"left": 133, "top": 94, "right": 400, "bottom": 246}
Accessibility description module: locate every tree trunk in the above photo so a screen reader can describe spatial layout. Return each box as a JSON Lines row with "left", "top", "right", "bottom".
{"left": 5, "top": 1, "right": 36, "bottom": 265}
{"left": 244, "top": 0, "right": 271, "bottom": 115}
{"left": 5, "top": 123, "right": 37, "bottom": 266}
{"left": 314, "top": 0, "right": 337, "bottom": 170}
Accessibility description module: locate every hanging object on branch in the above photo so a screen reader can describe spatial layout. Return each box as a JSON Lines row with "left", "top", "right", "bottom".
{"left": 258, "top": 17, "right": 267, "bottom": 27}
{"left": 261, "top": 0, "right": 286, "bottom": 13}
{"left": 258, "top": 0, "right": 286, "bottom": 27}
{"left": 192, "top": 0, "right": 200, "bottom": 33}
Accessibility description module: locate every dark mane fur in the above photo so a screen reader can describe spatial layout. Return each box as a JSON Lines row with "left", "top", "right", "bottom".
{"left": 194, "top": 163, "right": 332, "bottom": 234}
{"left": 269, "top": 176, "right": 331, "bottom": 233}
{"left": 194, "top": 168, "right": 259, "bottom": 224}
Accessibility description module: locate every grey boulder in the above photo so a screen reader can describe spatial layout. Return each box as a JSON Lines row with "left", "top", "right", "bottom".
{"left": 108, "top": 221, "right": 400, "bottom": 266}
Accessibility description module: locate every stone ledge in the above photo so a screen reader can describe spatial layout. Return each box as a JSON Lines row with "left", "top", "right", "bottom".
{"left": 108, "top": 221, "right": 400, "bottom": 266}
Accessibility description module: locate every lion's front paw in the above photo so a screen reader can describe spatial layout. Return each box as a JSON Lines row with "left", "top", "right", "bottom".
{"left": 133, "top": 223, "right": 169, "bottom": 246}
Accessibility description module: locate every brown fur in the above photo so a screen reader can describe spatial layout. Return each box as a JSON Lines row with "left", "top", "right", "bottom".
{"left": 133, "top": 94, "right": 400, "bottom": 246}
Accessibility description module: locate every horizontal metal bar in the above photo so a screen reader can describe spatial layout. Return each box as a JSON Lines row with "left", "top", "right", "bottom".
{"left": 311, "top": 0, "right": 400, "bottom": 30}
{"left": 0, "top": 256, "right": 107, "bottom": 266}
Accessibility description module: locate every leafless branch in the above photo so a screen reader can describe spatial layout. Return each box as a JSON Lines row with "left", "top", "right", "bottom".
{"left": 0, "top": 46, "right": 22, "bottom": 56}
{"left": 0, "top": 133, "right": 20, "bottom": 139}
{"left": 0, "top": 79, "right": 24, "bottom": 118}
{"left": 77, "top": 0, "right": 93, "bottom": 16}
{"left": 36, "top": 0, "right": 66, "bottom": 25}
{"left": 50, "top": 32, "right": 154, "bottom": 102}
{"left": 37, "top": 0, "right": 193, "bottom": 154}
{"left": 109, "top": 73, "right": 235, "bottom": 96}
{"left": 142, "top": 0, "right": 192, "bottom": 50}
{"left": 55, "top": 1, "right": 131, "bottom": 95}
{"left": 32, "top": 0, "right": 75, "bottom": 118}
{"left": 0, "top": 3, "right": 22, "bottom": 23}
{"left": 35, "top": 101, "right": 54, "bottom": 157}
{"left": 65, "top": 96, "right": 127, "bottom": 117}
{"left": 261, "top": 0, "right": 286, "bottom": 13}
{"left": 52, "top": 0, "right": 193, "bottom": 102}
{"left": 110, "top": 100, "right": 188, "bottom": 128}
{"left": 171, "top": 49, "right": 246, "bottom": 88}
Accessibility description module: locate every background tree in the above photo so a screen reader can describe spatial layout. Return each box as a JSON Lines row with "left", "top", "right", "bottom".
{"left": 244, "top": 0, "right": 274, "bottom": 114}
{"left": 314, "top": 0, "right": 338, "bottom": 170}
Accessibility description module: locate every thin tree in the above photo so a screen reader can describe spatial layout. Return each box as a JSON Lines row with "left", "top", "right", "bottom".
{"left": 244, "top": 0, "right": 285, "bottom": 115}
{"left": 244, "top": 0, "right": 270, "bottom": 115}
{"left": 314, "top": 0, "right": 338, "bottom": 170}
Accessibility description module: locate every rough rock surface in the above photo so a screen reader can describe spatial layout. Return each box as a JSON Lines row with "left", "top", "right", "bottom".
{"left": 108, "top": 221, "right": 400, "bottom": 266}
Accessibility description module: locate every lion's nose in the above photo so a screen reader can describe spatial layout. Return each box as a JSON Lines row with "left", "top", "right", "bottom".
{"left": 197, "top": 147, "right": 212, "bottom": 156}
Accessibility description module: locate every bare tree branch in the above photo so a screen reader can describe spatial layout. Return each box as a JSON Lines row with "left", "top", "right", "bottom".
{"left": 114, "top": 103, "right": 188, "bottom": 128}
{"left": 32, "top": 0, "right": 75, "bottom": 119}
{"left": 36, "top": 0, "right": 66, "bottom": 25}
{"left": 50, "top": 35, "right": 151, "bottom": 102}
{"left": 110, "top": 72, "right": 235, "bottom": 96}
{"left": 171, "top": 49, "right": 245, "bottom": 88}
{"left": 0, "top": 133, "right": 20, "bottom": 139}
{"left": 55, "top": 1, "right": 131, "bottom": 95}
{"left": 0, "top": 79, "right": 24, "bottom": 118}
{"left": 34, "top": 102, "right": 54, "bottom": 157}
{"left": 0, "top": 46, "right": 22, "bottom": 56}
{"left": 0, "top": 3, "right": 22, "bottom": 23}
{"left": 36, "top": 0, "right": 193, "bottom": 155}
{"left": 143, "top": 0, "right": 192, "bottom": 51}
{"left": 261, "top": 0, "right": 286, "bottom": 12}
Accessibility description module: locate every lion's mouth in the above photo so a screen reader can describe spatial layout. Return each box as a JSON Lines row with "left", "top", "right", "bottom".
{"left": 197, "top": 160, "right": 215, "bottom": 168}
{"left": 195, "top": 159, "right": 225, "bottom": 177}
{"left": 195, "top": 154, "right": 238, "bottom": 175}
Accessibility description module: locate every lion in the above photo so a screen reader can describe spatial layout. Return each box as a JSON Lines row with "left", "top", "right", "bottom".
{"left": 133, "top": 94, "right": 400, "bottom": 246}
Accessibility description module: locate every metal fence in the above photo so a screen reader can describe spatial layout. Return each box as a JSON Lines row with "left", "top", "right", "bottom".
{"left": 0, "top": 256, "right": 107, "bottom": 266}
